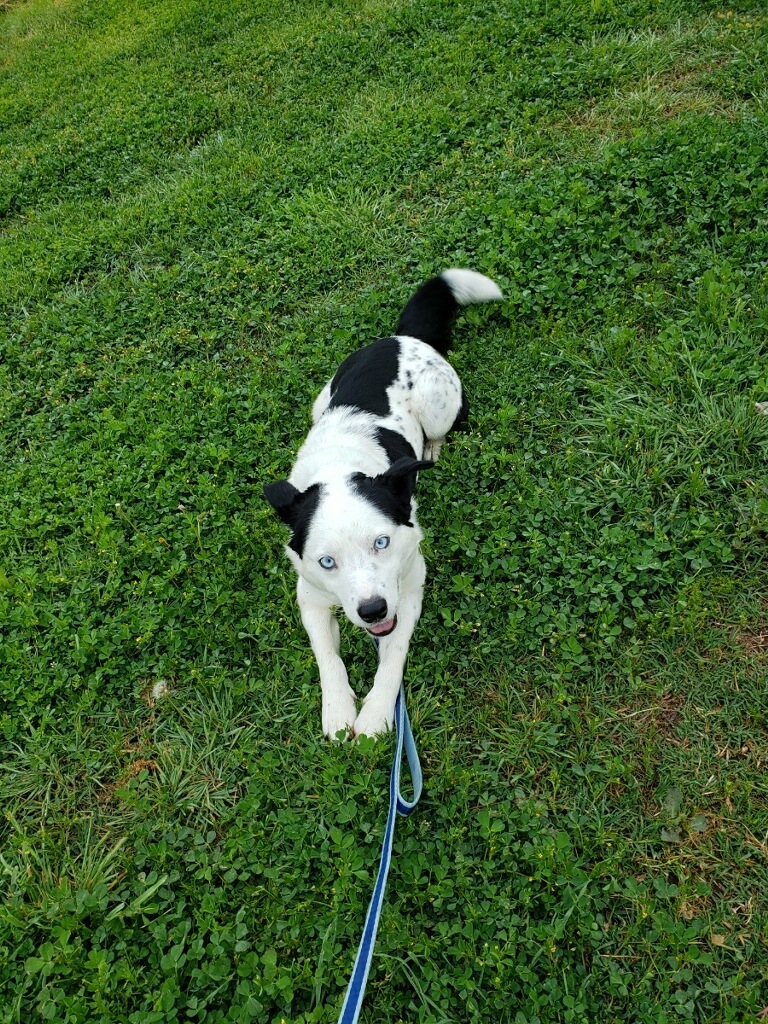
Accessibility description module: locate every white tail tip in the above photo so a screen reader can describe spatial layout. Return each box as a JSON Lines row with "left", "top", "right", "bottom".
{"left": 441, "top": 268, "right": 503, "bottom": 305}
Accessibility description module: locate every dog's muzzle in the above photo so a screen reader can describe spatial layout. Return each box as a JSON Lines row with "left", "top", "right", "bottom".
{"left": 357, "top": 598, "right": 397, "bottom": 637}
{"left": 358, "top": 597, "right": 388, "bottom": 624}
{"left": 366, "top": 615, "right": 398, "bottom": 637}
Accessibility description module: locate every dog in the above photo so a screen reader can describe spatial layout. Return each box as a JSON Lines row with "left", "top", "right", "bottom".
{"left": 264, "top": 269, "right": 503, "bottom": 739}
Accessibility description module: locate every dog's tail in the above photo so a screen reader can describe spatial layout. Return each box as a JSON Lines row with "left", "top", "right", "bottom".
{"left": 395, "top": 268, "right": 503, "bottom": 355}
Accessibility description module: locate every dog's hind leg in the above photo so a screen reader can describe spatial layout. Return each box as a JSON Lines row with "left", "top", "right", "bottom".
{"left": 352, "top": 553, "right": 426, "bottom": 738}
{"left": 411, "top": 363, "right": 466, "bottom": 463}
{"left": 297, "top": 580, "right": 357, "bottom": 739}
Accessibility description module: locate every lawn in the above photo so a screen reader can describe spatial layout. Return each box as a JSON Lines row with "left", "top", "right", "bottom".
{"left": 1, "top": 0, "right": 767, "bottom": 1021}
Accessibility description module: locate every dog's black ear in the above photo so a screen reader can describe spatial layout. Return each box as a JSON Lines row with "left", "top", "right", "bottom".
{"left": 378, "top": 457, "right": 434, "bottom": 500}
{"left": 382, "top": 456, "right": 435, "bottom": 480}
{"left": 263, "top": 480, "right": 302, "bottom": 527}
{"left": 263, "top": 481, "right": 323, "bottom": 554}
{"left": 351, "top": 457, "right": 434, "bottom": 527}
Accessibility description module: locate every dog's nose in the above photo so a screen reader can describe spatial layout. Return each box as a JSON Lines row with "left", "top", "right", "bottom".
{"left": 357, "top": 597, "right": 388, "bottom": 623}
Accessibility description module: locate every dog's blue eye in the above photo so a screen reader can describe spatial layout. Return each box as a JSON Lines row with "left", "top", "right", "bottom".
{"left": 318, "top": 555, "right": 336, "bottom": 570}
{"left": 374, "top": 536, "right": 390, "bottom": 551}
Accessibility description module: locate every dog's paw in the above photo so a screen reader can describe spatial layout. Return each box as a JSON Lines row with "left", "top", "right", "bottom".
{"left": 323, "top": 690, "right": 358, "bottom": 741}
{"left": 423, "top": 438, "right": 443, "bottom": 462}
{"left": 353, "top": 696, "right": 395, "bottom": 740}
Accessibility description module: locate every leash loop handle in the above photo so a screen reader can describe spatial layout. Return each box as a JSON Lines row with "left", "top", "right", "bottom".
{"left": 336, "top": 685, "right": 422, "bottom": 1024}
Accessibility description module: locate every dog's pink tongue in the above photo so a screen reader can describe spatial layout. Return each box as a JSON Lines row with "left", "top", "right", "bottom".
{"left": 369, "top": 618, "right": 396, "bottom": 636}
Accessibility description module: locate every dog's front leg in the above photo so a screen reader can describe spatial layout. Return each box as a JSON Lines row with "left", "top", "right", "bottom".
{"left": 297, "top": 581, "right": 357, "bottom": 739}
{"left": 353, "top": 555, "right": 425, "bottom": 739}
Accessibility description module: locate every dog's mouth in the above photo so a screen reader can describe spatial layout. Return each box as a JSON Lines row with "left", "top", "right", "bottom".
{"left": 366, "top": 615, "right": 397, "bottom": 637}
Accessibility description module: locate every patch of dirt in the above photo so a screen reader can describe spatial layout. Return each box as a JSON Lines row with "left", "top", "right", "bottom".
{"left": 737, "top": 624, "right": 768, "bottom": 657}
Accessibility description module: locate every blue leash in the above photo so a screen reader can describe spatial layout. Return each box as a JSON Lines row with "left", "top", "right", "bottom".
{"left": 336, "top": 682, "right": 423, "bottom": 1024}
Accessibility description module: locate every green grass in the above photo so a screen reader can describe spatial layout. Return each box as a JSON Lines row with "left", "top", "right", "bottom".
{"left": 1, "top": 0, "right": 768, "bottom": 1021}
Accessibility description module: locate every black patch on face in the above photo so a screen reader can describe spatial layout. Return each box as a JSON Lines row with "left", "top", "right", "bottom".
{"left": 375, "top": 426, "right": 417, "bottom": 466}
{"left": 263, "top": 480, "right": 323, "bottom": 556}
{"left": 350, "top": 457, "right": 434, "bottom": 528}
{"left": 351, "top": 475, "right": 412, "bottom": 527}
{"left": 328, "top": 337, "right": 400, "bottom": 417}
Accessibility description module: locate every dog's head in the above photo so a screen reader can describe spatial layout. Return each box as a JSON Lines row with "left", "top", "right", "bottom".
{"left": 264, "top": 457, "right": 433, "bottom": 635}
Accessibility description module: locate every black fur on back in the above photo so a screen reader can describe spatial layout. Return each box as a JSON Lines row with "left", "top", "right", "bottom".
{"left": 328, "top": 337, "right": 399, "bottom": 417}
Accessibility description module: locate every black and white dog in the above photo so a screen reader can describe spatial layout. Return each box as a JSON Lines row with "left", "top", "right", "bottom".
{"left": 264, "top": 269, "right": 502, "bottom": 739}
